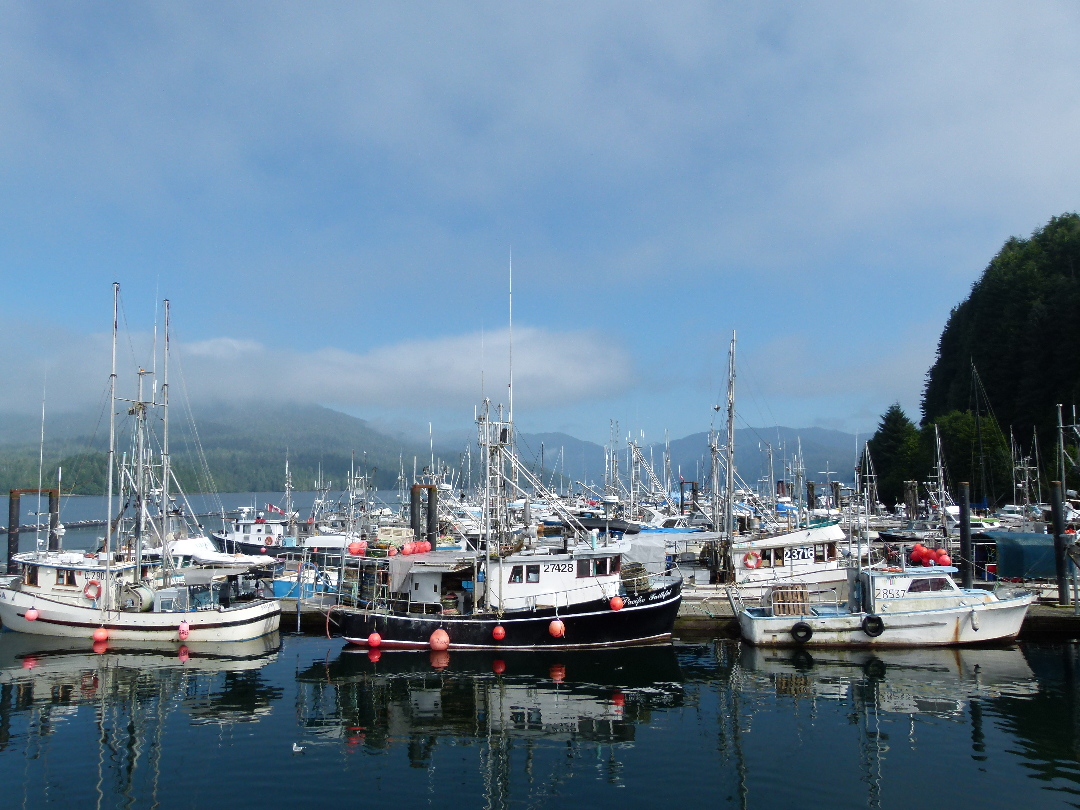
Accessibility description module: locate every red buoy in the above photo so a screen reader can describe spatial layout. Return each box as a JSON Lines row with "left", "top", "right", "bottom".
{"left": 909, "top": 548, "right": 923, "bottom": 563}
{"left": 492, "top": 659, "right": 506, "bottom": 674}
{"left": 548, "top": 619, "right": 565, "bottom": 638}
{"left": 368, "top": 648, "right": 382, "bottom": 663}
{"left": 367, "top": 632, "right": 382, "bottom": 648}
{"left": 178, "top": 621, "right": 190, "bottom": 641}
{"left": 348, "top": 541, "right": 363, "bottom": 555}
{"left": 429, "top": 628, "right": 450, "bottom": 651}
{"left": 24, "top": 607, "right": 39, "bottom": 622}
{"left": 492, "top": 625, "right": 506, "bottom": 640}
{"left": 260, "top": 547, "right": 267, "bottom": 553}
{"left": 938, "top": 554, "right": 952, "bottom": 566}
{"left": 609, "top": 596, "right": 624, "bottom": 611}
{"left": 93, "top": 627, "right": 109, "bottom": 643}
{"left": 402, "top": 542, "right": 414, "bottom": 555}
{"left": 923, "top": 557, "right": 935, "bottom": 567}
{"left": 388, "top": 546, "right": 398, "bottom": 557}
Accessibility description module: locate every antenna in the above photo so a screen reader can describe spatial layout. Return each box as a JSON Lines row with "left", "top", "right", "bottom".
{"left": 508, "top": 248, "right": 513, "bottom": 425}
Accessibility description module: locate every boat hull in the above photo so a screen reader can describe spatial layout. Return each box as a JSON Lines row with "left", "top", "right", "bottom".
{"left": 0, "top": 587, "right": 281, "bottom": 642}
{"left": 337, "top": 578, "right": 682, "bottom": 650}
{"left": 737, "top": 591, "right": 1035, "bottom": 648}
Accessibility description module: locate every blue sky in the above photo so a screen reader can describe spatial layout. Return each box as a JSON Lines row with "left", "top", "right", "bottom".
{"left": 1, "top": 2, "right": 1079, "bottom": 443}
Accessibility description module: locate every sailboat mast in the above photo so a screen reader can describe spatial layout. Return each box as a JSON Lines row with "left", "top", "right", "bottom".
{"left": 105, "top": 282, "right": 118, "bottom": 611}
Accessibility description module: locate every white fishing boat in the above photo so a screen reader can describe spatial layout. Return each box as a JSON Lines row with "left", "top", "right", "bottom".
{"left": 0, "top": 286, "right": 280, "bottom": 643}
{"left": 729, "top": 563, "right": 1034, "bottom": 647}
{"left": 729, "top": 521, "right": 865, "bottom": 600}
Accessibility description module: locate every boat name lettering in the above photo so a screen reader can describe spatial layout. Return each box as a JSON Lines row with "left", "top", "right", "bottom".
{"left": 876, "top": 588, "right": 905, "bottom": 599}
{"left": 543, "top": 563, "right": 574, "bottom": 573}
{"left": 784, "top": 546, "right": 814, "bottom": 562}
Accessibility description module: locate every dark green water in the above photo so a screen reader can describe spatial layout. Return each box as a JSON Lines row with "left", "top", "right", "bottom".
{"left": 0, "top": 633, "right": 1077, "bottom": 809}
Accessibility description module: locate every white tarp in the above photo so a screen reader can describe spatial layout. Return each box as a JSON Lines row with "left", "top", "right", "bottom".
{"left": 624, "top": 533, "right": 667, "bottom": 574}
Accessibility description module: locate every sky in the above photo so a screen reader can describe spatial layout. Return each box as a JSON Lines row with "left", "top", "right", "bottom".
{"left": 1, "top": 2, "right": 1079, "bottom": 445}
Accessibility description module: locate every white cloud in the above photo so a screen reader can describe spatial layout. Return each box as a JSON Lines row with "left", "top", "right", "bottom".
{"left": 0, "top": 321, "right": 632, "bottom": 418}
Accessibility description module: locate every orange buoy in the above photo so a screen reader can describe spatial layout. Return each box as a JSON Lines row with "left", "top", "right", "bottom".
{"left": 492, "top": 625, "right": 506, "bottom": 640}
{"left": 178, "top": 621, "right": 190, "bottom": 640}
{"left": 549, "top": 664, "right": 566, "bottom": 682}
{"left": 368, "top": 648, "right": 382, "bottom": 663}
{"left": 24, "top": 607, "right": 39, "bottom": 621}
{"left": 260, "top": 547, "right": 267, "bottom": 553}
{"left": 938, "top": 554, "right": 952, "bottom": 566}
{"left": 548, "top": 619, "right": 565, "bottom": 638}
{"left": 609, "top": 596, "right": 624, "bottom": 611}
{"left": 923, "top": 557, "right": 935, "bottom": 567}
{"left": 492, "top": 659, "right": 506, "bottom": 674}
{"left": 388, "top": 546, "right": 398, "bottom": 557}
{"left": 367, "top": 632, "right": 382, "bottom": 648}
{"left": 430, "top": 650, "right": 450, "bottom": 669}
{"left": 429, "top": 628, "right": 450, "bottom": 651}
{"left": 178, "top": 645, "right": 190, "bottom": 663}
{"left": 92, "top": 627, "right": 109, "bottom": 643}
{"left": 402, "top": 542, "right": 414, "bottom": 555}
{"left": 348, "top": 541, "right": 363, "bottom": 555}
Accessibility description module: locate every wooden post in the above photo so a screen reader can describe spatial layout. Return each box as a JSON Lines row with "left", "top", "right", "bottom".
{"left": 6, "top": 491, "right": 19, "bottom": 573}
{"left": 1052, "top": 481, "right": 1069, "bottom": 605}
{"left": 959, "top": 482, "right": 973, "bottom": 589}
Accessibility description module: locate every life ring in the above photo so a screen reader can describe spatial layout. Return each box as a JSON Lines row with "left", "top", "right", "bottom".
{"left": 790, "top": 622, "right": 813, "bottom": 644}
{"left": 862, "top": 615, "right": 885, "bottom": 637}
{"left": 264, "top": 536, "right": 276, "bottom": 546}
{"left": 84, "top": 580, "right": 102, "bottom": 601}
{"left": 743, "top": 551, "right": 762, "bottom": 569}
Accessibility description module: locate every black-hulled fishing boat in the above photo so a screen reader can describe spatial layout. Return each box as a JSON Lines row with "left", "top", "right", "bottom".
{"left": 330, "top": 401, "right": 682, "bottom": 651}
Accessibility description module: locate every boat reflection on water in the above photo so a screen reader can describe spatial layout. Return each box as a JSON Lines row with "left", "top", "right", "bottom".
{"left": 296, "top": 644, "right": 684, "bottom": 760}
{"left": 0, "top": 632, "right": 283, "bottom": 736}
{"left": 737, "top": 644, "right": 1039, "bottom": 716}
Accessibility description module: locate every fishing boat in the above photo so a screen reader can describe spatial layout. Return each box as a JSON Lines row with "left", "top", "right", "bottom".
{"left": 728, "top": 563, "right": 1034, "bottom": 647}
{"left": 331, "top": 400, "right": 682, "bottom": 650}
{"left": 0, "top": 286, "right": 280, "bottom": 643}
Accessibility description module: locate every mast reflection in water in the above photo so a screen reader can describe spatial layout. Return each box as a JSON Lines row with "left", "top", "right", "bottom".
{"left": 2, "top": 633, "right": 1080, "bottom": 808}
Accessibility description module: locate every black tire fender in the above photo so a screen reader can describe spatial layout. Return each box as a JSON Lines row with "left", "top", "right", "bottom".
{"left": 790, "top": 622, "right": 813, "bottom": 644}
{"left": 862, "top": 615, "right": 885, "bottom": 637}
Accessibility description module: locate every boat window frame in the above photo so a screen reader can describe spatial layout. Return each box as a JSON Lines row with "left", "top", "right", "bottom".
{"left": 508, "top": 565, "right": 524, "bottom": 584}
{"left": 23, "top": 565, "right": 38, "bottom": 586}
{"left": 526, "top": 564, "right": 540, "bottom": 583}
{"left": 55, "top": 568, "right": 78, "bottom": 587}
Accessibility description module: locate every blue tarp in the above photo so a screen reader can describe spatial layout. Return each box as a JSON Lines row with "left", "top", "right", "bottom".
{"left": 987, "top": 532, "right": 1057, "bottom": 579}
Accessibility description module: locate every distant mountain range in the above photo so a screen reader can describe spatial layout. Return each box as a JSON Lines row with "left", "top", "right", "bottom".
{"left": 0, "top": 402, "right": 858, "bottom": 495}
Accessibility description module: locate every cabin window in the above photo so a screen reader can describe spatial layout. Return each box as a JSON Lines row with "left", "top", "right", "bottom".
{"left": 909, "top": 578, "right": 936, "bottom": 593}
{"left": 159, "top": 598, "right": 175, "bottom": 611}
{"left": 593, "top": 558, "right": 609, "bottom": 576}
{"left": 815, "top": 544, "right": 826, "bottom": 563}
{"left": 577, "top": 559, "right": 591, "bottom": 578}
{"left": 773, "top": 549, "right": 785, "bottom": 567}
{"left": 55, "top": 568, "right": 77, "bottom": 586}
{"left": 526, "top": 564, "right": 540, "bottom": 583}
{"left": 243, "top": 524, "right": 251, "bottom": 535}
{"left": 610, "top": 555, "right": 621, "bottom": 573}
{"left": 508, "top": 565, "right": 524, "bottom": 584}
{"left": 22, "top": 566, "right": 38, "bottom": 586}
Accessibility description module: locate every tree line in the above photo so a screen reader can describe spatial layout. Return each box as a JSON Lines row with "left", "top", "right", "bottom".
{"left": 868, "top": 213, "right": 1080, "bottom": 507}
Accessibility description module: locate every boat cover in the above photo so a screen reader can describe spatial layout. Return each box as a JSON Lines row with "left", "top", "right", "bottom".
{"left": 988, "top": 532, "right": 1057, "bottom": 579}
{"left": 625, "top": 534, "right": 667, "bottom": 574}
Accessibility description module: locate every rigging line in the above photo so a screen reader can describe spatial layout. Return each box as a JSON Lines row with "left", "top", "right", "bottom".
{"left": 170, "top": 340, "right": 224, "bottom": 516}
{"left": 116, "top": 292, "right": 141, "bottom": 388}
{"left": 735, "top": 353, "right": 781, "bottom": 433}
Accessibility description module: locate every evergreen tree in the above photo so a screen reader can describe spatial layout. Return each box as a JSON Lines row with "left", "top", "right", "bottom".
{"left": 866, "top": 403, "right": 920, "bottom": 506}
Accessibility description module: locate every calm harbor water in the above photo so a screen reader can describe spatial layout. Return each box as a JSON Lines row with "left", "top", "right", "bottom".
{"left": 0, "top": 634, "right": 1077, "bottom": 809}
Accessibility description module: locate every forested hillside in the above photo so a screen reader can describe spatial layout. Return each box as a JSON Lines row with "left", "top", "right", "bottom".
{"left": 868, "top": 213, "right": 1080, "bottom": 507}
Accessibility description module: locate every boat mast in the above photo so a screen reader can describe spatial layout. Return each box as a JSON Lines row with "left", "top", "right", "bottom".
{"left": 105, "top": 282, "right": 118, "bottom": 612}
{"left": 160, "top": 299, "right": 171, "bottom": 573}
{"left": 722, "top": 331, "right": 736, "bottom": 582}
